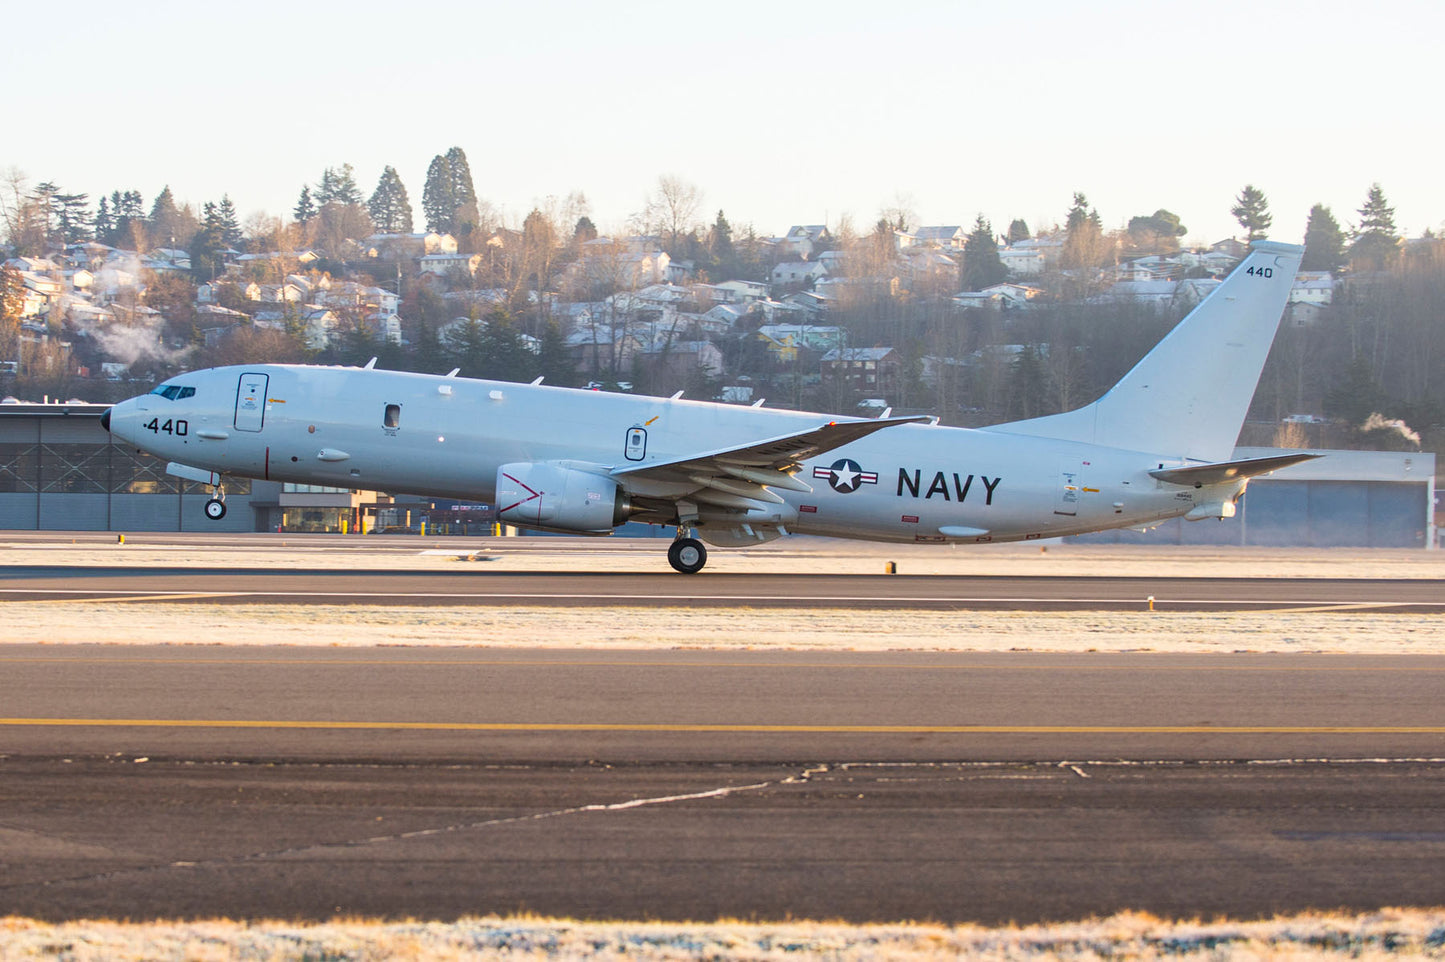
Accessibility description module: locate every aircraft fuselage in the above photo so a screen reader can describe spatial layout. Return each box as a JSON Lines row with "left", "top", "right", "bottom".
{"left": 106, "top": 363, "right": 1239, "bottom": 546}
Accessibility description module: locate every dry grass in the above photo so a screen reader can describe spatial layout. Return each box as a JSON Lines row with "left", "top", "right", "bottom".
{"left": 4, "top": 909, "right": 1445, "bottom": 960}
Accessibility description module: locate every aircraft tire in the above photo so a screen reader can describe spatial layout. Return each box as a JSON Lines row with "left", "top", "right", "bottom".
{"left": 204, "top": 498, "right": 228, "bottom": 521}
{"left": 667, "top": 537, "right": 707, "bottom": 574}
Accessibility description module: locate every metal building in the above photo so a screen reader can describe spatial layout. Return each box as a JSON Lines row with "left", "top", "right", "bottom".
{"left": 0, "top": 402, "right": 380, "bottom": 533}
{"left": 1079, "top": 447, "right": 1437, "bottom": 549}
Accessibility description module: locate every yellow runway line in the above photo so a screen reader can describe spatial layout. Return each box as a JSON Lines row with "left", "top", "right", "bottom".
{"left": 3, "top": 718, "right": 1445, "bottom": 735}
{"left": 5, "top": 592, "right": 245, "bottom": 604}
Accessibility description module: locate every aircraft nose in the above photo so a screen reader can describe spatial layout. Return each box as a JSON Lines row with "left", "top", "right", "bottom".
{"left": 100, "top": 407, "right": 112, "bottom": 432}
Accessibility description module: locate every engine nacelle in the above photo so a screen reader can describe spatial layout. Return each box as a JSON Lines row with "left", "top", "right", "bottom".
{"left": 495, "top": 462, "right": 630, "bottom": 533}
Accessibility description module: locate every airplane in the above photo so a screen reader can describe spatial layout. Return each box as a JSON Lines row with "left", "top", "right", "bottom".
{"left": 102, "top": 240, "right": 1316, "bottom": 573}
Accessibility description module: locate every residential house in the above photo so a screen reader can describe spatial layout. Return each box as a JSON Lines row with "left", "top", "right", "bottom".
{"left": 694, "top": 279, "right": 768, "bottom": 305}
{"left": 1099, "top": 279, "right": 1178, "bottom": 307}
{"left": 770, "top": 261, "right": 828, "bottom": 287}
{"left": 1174, "top": 278, "right": 1222, "bottom": 309}
{"left": 951, "top": 291, "right": 1004, "bottom": 311}
{"left": 1290, "top": 271, "right": 1334, "bottom": 305}
{"left": 911, "top": 226, "right": 966, "bottom": 249}
{"left": 362, "top": 232, "right": 458, "bottom": 261}
{"left": 979, "top": 282, "right": 1046, "bottom": 309}
{"left": 999, "top": 247, "right": 1046, "bottom": 276}
{"left": 419, "top": 252, "right": 483, "bottom": 277}
{"left": 1116, "top": 255, "right": 1183, "bottom": 282}
{"left": 1209, "top": 238, "right": 1248, "bottom": 259}
{"left": 779, "top": 225, "right": 832, "bottom": 259}
{"left": 1007, "top": 235, "right": 1065, "bottom": 269}
{"left": 639, "top": 339, "right": 725, "bottom": 380}
{"left": 821, "top": 347, "right": 900, "bottom": 396}
{"left": 755, "top": 324, "right": 846, "bottom": 362}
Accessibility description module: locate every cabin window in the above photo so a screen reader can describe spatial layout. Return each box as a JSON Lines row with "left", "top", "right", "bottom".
{"left": 384, "top": 403, "right": 401, "bottom": 428}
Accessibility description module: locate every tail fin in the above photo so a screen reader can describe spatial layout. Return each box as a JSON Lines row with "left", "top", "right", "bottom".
{"left": 984, "top": 240, "right": 1303, "bottom": 461}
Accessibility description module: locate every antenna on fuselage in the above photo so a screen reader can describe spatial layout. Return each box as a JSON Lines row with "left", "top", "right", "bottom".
{"left": 363, "top": 357, "right": 377, "bottom": 370}
{"left": 445, "top": 368, "right": 460, "bottom": 378}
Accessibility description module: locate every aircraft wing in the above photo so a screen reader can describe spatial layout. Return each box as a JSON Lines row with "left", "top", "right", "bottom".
{"left": 612, "top": 415, "right": 929, "bottom": 506}
{"left": 1149, "top": 452, "right": 1322, "bottom": 486}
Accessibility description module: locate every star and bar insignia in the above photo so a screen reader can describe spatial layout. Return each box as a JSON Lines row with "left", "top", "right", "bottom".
{"left": 812, "top": 458, "right": 878, "bottom": 494}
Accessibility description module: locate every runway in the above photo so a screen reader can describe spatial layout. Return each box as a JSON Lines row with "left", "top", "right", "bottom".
{"left": 4, "top": 645, "right": 1445, "bottom": 922}
{"left": 4, "top": 646, "right": 1445, "bottom": 762}
{"left": 3, "top": 565, "right": 1443, "bottom": 611}
{"left": 2, "top": 536, "right": 1442, "bottom": 923}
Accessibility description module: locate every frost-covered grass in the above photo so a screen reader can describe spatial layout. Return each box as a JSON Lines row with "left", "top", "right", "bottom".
{"left": 5, "top": 910, "right": 1445, "bottom": 960}
{"left": 3, "top": 601, "right": 1441, "bottom": 653}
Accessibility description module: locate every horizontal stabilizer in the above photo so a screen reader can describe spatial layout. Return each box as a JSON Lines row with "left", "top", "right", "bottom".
{"left": 1149, "top": 452, "right": 1322, "bottom": 486}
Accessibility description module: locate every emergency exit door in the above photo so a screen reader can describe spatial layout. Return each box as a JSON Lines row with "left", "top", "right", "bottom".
{"left": 234, "top": 372, "right": 269, "bottom": 432}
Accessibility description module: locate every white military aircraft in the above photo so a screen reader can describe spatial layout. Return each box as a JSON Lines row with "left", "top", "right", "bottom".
{"left": 103, "top": 240, "right": 1315, "bottom": 573}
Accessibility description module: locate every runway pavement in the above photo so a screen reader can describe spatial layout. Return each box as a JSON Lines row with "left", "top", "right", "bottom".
{"left": 3, "top": 645, "right": 1445, "bottom": 922}
{"left": 2, "top": 536, "right": 1442, "bottom": 923}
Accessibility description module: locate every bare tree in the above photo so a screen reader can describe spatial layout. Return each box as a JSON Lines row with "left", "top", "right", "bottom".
{"left": 644, "top": 175, "right": 703, "bottom": 255}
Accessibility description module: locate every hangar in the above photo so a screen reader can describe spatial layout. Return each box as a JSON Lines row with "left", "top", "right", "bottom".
{"left": 0, "top": 402, "right": 1437, "bottom": 547}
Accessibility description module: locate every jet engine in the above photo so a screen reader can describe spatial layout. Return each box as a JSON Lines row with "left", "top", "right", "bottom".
{"left": 495, "top": 462, "right": 631, "bottom": 533}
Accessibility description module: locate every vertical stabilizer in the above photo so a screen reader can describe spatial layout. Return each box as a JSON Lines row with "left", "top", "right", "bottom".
{"left": 983, "top": 240, "right": 1303, "bottom": 461}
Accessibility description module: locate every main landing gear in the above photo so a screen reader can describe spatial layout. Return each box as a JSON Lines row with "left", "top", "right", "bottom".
{"left": 667, "top": 535, "right": 707, "bottom": 574}
{"left": 204, "top": 481, "right": 227, "bottom": 521}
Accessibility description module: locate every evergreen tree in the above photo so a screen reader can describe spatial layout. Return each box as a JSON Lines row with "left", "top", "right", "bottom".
{"left": 1324, "top": 356, "right": 1383, "bottom": 423}
{"left": 293, "top": 185, "right": 316, "bottom": 225}
{"left": 961, "top": 214, "right": 1007, "bottom": 290}
{"left": 537, "top": 320, "right": 578, "bottom": 387}
{"left": 706, "top": 209, "right": 735, "bottom": 278}
{"left": 108, "top": 189, "right": 146, "bottom": 248}
{"left": 189, "top": 202, "right": 228, "bottom": 281}
{"left": 1301, "top": 203, "right": 1346, "bottom": 273}
{"left": 573, "top": 215, "right": 598, "bottom": 245}
{"left": 478, "top": 311, "right": 537, "bottom": 381}
{"left": 1006, "top": 344, "right": 1049, "bottom": 420}
{"left": 445, "top": 147, "right": 476, "bottom": 211}
{"left": 1065, "top": 192, "right": 1094, "bottom": 233}
{"left": 315, "top": 163, "right": 362, "bottom": 207}
{"left": 1125, "top": 209, "right": 1186, "bottom": 252}
{"left": 149, "top": 185, "right": 186, "bottom": 247}
{"left": 443, "top": 316, "right": 487, "bottom": 374}
{"left": 1348, "top": 182, "right": 1401, "bottom": 270}
{"left": 1230, "top": 184, "right": 1272, "bottom": 243}
{"left": 93, "top": 195, "right": 113, "bottom": 244}
{"left": 1061, "top": 192, "right": 1110, "bottom": 276}
{"left": 1007, "top": 218, "right": 1030, "bottom": 244}
{"left": 421, "top": 154, "right": 456, "bottom": 233}
{"left": 408, "top": 317, "right": 446, "bottom": 374}
{"left": 367, "top": 166, "right": 414, "bottom": 233}
{"left": 54, "top": 190, "right": 91, "bottom": 244}
{"left": 215, "top": 194, "right": 242, "bottom": 249}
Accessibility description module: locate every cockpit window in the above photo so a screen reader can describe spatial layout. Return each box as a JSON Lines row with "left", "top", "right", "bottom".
{"left": 150, "top": 385, "right": 196, "bottom": 400}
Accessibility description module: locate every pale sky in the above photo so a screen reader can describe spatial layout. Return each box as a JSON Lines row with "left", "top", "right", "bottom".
{"left": 7, "top": 0, "right": 1443, "bottom": 246}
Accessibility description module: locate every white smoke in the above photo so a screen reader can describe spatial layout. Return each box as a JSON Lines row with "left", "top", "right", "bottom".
{"left": 1360, "top": 412, "right": 1422, "bottom": 447}
{"left": 91, "top": 322, "right": 192, "bottom": 368}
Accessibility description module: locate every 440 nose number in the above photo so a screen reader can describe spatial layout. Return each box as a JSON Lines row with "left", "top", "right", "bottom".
{"left": 143, "top": 418, "right": 188, "bottom": 436}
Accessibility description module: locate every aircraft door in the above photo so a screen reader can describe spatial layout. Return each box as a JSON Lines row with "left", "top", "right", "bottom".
{"left": 624, "top": 427, "right": 647, "bottom": 461}
{"left": 234, "top": 372, "right": 269, "bottom": 432}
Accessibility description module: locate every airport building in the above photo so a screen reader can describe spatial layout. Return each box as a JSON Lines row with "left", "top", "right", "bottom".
{"left": 0, "top": 401, "right": 401, "bottom": 533}
{"left": 0, "top": 402, "right": 1437, "bottom": 547}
